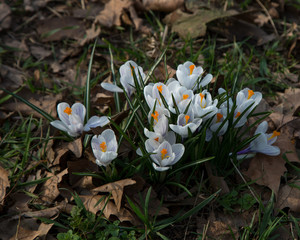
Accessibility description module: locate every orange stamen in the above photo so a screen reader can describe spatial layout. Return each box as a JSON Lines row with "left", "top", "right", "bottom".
{"left": 235, "top": 112, "right": 241, "bottom": 118}
{"left": 268, "top": 131, "right": 280, "bottom": 141}
{"left": 64, "top": 107, "right": 72, "bottom": 115}
{"left": 185, "top": 115, "right": 190, "bottom": 125}
{"left": 151, "top": 111, "right": 159, "bottom": 122}
{"left": 189, "top": 64, "right": 195, "bottom": 75}
{"left": 154, "top": 137, "right": 159, "bottom": 142}
{"left": 161, "top": 148, "right": 168, "bottom": 159}
{"left": 247, "top": 90, "right": 254, "bottom": 99}
{"left": 157, "top": 85, "right": 163, "bottom": 93}
{"left": 182, "top": 94, "right": 189, "bottom": 100}
{"left": 130, "top": 65, "right": 135, "bottom": 76}
{"left": 216, "top": 113, "right": 223, "bottom": 123}
{"left": 100, "top": 142, "right": 107, "bottom": 152}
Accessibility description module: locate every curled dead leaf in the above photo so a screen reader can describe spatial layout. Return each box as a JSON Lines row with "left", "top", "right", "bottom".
{"left": 276, "top": 182, "right": 300, "bottom": 213}
{"left": 142, "top": 0, "right": 184, "bottom": 12}
{"left": 0, "top": 165, "right": 10, "bottom": 208}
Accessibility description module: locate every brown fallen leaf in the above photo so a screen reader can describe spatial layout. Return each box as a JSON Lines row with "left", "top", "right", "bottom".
{"left": 37, "top": 17, "right": 85, "bottom": 42}
{"left": 142, "top": 0, "right": 184, "bottom": 12}
{"left": 40, "top": 168, "right": 68, "bottom": 203}
{"left": 29, "top": 45, "right": 52, "bottom": 61}
{"left": 92, "top": 178, "right": 136, "bottom": 211}
{"left": 24, "top": 0, "right": 51, "bottom": 11}
{"left": 164, "top": 8, "right": 239, "bottom": 39}
{"left": 276, "top": 182, "right": 300, "bottom": 213}
{"left": 0, "top": 165, "right": 10, "bottom": 208}
{"left": 244, "top": 133, "right": 299, "bottom": 197}
{"left": 80, "top": 23, "right": 101, "bottom": 46}
{"left": 152, "top": 62, "right": 176, "bottom": 81}
{"left": 95, "top": 0, "right": 132, "bottom": 28}
{"left": 22, "top": 201, "right": 68, "bottom": 218}
{"left": 67, "top": 138, "right": 83, "bottom": 158}
{"left": 0, "top": 3, "right": 11, "bottom": 31}
{"left": 9, "top": 222, "right": 53, "bottom": 240}
{"left": 0, "top": 65, "right": 24, "bottom": 90}
{"left": 79, "top": 195, "right": 138, "bottom": 224}
{"left": 2, "top": 90, "right": 62, "bottom": 119}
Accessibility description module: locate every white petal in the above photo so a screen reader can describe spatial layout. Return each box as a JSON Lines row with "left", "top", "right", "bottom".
{"left": 57, "top": 102, "right": 71, "bottom": 125}
{"left": 171, "top": 143, "right": 184, "bottom": 164}
{"left": 50, "top": 120, "right": 69, "bottom": 132}
{"left": 71, "top": 103, "right": 86, "bottom": 123}
{"left": 84, "top": 116, "right": 110, "bottom": 131}
{"left": 152, "top": 162, "right": 170, "bottom": 172}
{"left": 255, "top": 121, "right": 268, "bottom": 134}
{"left": 199, "top": 74, "right": 212, "bottom": 87}
{"left": 101, "top": 82, "right": 123, "bottom": 93}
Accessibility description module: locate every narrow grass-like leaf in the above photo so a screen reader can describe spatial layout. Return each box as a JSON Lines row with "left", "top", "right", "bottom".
{"left": 109, "top": 44, "right": 120, "bottom": 113}
{"left": 0, "top": 88, "right": 54, "bottom": 122}
{"left": 16, "top": 176, "right": 51, "bottom": 188}
{"left": 84, "top": 38, "right": 97, "bottom": 122}
{"left": 166, "top": 182, "right": 193, "bottom": 197}
{"left": 126, "top": 195, "right": 147, "bottom": 224}
{"left": 144, "top": 49, "right": 167, "bottom": 85}
{"left": 38, "top": 217, "right": 68, "bottom": 230}
{"left": 0, "top": 86, "right": 23, "bottom": 105}
{"left": 144, "top": 186, "right": 152, "bottom": 218}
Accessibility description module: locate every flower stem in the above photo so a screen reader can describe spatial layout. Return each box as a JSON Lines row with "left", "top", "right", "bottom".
{"left": 159, "top": 171, "right": 167, "bottom": 183}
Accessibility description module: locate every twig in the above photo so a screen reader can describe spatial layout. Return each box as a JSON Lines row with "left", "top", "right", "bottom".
{"left": 256, "top": 0, "right": 279, "bottom": 37}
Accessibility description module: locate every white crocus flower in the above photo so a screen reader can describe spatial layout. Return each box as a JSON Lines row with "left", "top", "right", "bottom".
{"left": 176, "top": 61, "right": 213, "bottom": 91}
{"left": 167, "top": 81, "right": 194, "bottom": 114}
{"left": 169, "top": 108, "right": 202, "bottom": 138}
{"left": 193, "top": 90, "right": 218, "bottom": 120}
{"left": 144, "top": 82, "right": 172, "bottom": 110}
{"left": 147, "top": 140, "right": 184, "bottom": 172}
{"left": 91, "top": 129, "right": 118, "bottom": 167}
{"left": 232, "top": 99, "right": 255, "bottom": 128}
{"left": 206, "top": 107, "right": 228, "bottom": 141}
{"left": 50, "top": 102, "right": 109, "bottom": 137}
{"left": 101, "top": 60, "right": 145, "bottom": 96}
{"left": 236, "top": 88, "right": 262, "bottom": 109}
{"left": 249, "top": 121, "right": 280, "bottom": 156}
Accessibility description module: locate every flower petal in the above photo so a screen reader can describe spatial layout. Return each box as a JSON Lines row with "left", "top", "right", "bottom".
{"left": 50, "top": 120, "right": 69, "bottom": 132}
{"left": 83, "top": 116, "right": 110, "bottom": 131}
{"left": 101, "top": 82, "right": 123, "bottom": 93}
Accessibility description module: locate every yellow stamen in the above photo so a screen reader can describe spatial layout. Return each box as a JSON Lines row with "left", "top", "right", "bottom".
{"left": 235, "top": 112, "right": 241, "bottom": 118}
{"left": 268, "top": 131, "right": 280, "bottom": 141}
{"left": 161, "top": 148, "right": 168, "bottom": 159}
{"left": 64, "top": 107, "right": 72, "bottom": 115}
{"left": 154, "top": 137, "right": 159, "bottom": 142}
{"left": 100, "top": 142, "right": 107, "bottom": 152}
{"left": 216, "top": 113, "right": 223, "bottom": 123}
{"left": 247, "top": 90, "right": 254, "bottom": 99}
{"left": 157, "top": 85, "right": 163, "bottom": 93}
{"left": 182, "top": 94, "right": 189, "bottom": 100}
{"left": 189, "top": 64, "right": 195, "bottom": 75}
{"left": 185, "top": 115, "right": 190, "bottom": 125}
{"left": 151, "top": 111, "right": 159, "bottom": 122}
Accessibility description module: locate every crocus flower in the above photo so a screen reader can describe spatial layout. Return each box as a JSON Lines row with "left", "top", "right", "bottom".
{"left": 91, "top": 129, "right": 118, "bottom": 167}
{"left": 169, "top": 108, "right": 202, "bottom": 138}
{"left": 193, "top": 90, "right": 218, "bottom": 120}
{"left": 101, "top": 60, "right": 145, "bottom": 96}
{"left": 249, "top": 121, "right": 280, "bottom": 156}
{"left": 176, "top": 61, "right": 213, "bottom": 90}
{"left": 144, "top": 82, "right": 172, "bottom": 110}
{"left": 236, "top": 88, "right": 262, "bottom": 110}
{"left": 147, "top": 140, "right": 184, "bottom": 171}
{"left": 206, "top": 107, "right": 228, "bottom": 141}
{"left": 50, "top": 102, "right": 109, "bottom": 137}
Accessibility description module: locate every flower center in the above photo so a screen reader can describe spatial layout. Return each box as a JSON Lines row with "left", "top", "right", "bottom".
{"left": 100, "top": 142, "right": 107, "bottom": 152}
{"left": 216, "top": 113, "right": 223, "bottom": 123}
{"left": 161, "top": 148, "right": 169, "bottom": 160}
{"left": 247, "top": 90, "right": 254, "bottom": 99}
{"left": 154, "top": 137, "right": 159, "bottom": 142}
{"left": 189, "top": 64, "right": 195, "bottom": 75}
{"left": 151, "top": 111, "right": 159, "bottom": 122}
{"left": 268, "top": 131, "right": 280, "bottom": 141}
{"left": 182, "top": 94, "right": 189, "bottom": 100}
{"left": 157, "top": 85, "right": 163, "bottom": 93}
{"left": 185, "top": 115, "right": 190, "bottom": 125}
{"left": 235, "top": 112, "right": 241, "bottom": 118}
{"left": 199, "top": 93, "right": 206, "bottom": 108}
{"left": 64, "top": 107, "right": 72, "bottom": 115}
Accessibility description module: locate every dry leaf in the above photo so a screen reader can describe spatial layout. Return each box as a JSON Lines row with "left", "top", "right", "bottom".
{"left": 80, "top": 23, "right": 101, "bottom": 46}
{"left": 0, "top": 165, "right": 10, "bottom": 207}
{"left": 9, "top": 222, "right": 53, "bottom": 240}
{"left": 92, "top": 178, "right": 136, "bottom": 211}
{"left": 40, "top": 168, "right": 68, "bottom": 203}
{"left": 153, "top": 62, "right": 176, "bottom": 81}
{"left": 24, "top": 0, "right": 51, "bottom": 11}
{"left": 142, "top": 0, "right": 184, "bottom": 12}
{"left": 0, "top": 65, "right": 24, "bottom": 90}
{"left": 0, "top": 3, "right": 11, "bottom": 31}
{"left": 79, "top": 195, "right": 138, "bottom": 224}
{"left": 244, "top": 133, "right": 299, "bottom": 197}
{"left": 22, "top": 201, "right": 67, "bottom": 218}
{"left": 276, "top": 182, "right": 300, "bottom": 213}
{"left": 67, "top": 138, "right": 83, "bottom": 158}
{"left": 254, "top": 13, "right": 269, "bottom": 27}
{"left": 95, "top": 0, "right": 132, "bottom": 28}
{"left": 29, "top": 45, "right": 52, "bottom": 60}
{"left": 37, "top": 17, "right": 85, "bottom": 42}
{"left": 164, "top": 8, "right": 239, "bottom": 39}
